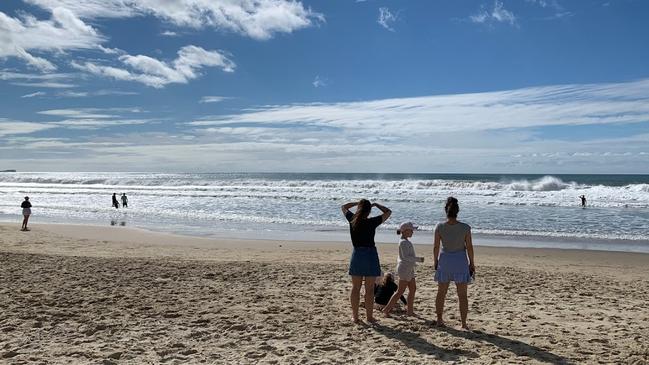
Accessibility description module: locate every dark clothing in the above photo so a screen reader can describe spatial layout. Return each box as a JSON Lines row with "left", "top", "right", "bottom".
{"left": 374, "top": 281, "right": 407, "bottom": 306}
{"left": 345, "top": 211, "right": 383, "bottom": 248}
{"left": 112, "top": 196, "right": 119, "bottom": 208}
{"left": 21, "top": 201, "right": 32, "bottom": 209}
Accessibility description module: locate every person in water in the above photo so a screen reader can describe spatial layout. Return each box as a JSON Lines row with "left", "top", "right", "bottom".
{"left": 121, "top": 193, "right": 128, "bottom": 208}
{"left": 383, "top": 222, "right": 424, "bottom": 317}
{"left": 20, "top": 196, "right": 32, "bottom": 231}
{"left": 433, "top": 197, "right": 475, "bottom": 330}
{"left": 112, "top": 193, "right": 119, "bottom": 209}
{"left": 373, "top": 272, "right": 406, "bottom": 310}
{"left": 341, "top": 199, "right": 392, "bottom": 324}
{"left": 579, "top": 195, "right": 587, "bottom": 207}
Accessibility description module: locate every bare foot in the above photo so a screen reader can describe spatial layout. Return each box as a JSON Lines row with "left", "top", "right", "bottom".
{"left": 461, "top": 324, "right": 471, "bottom": 331}
{"left": 406, "top": 311, "right": 415, "bottom": 317}
{"left": 435, "top": 319, "right": 446, "bottom": 327}
{"left": 367, "top": 317, "right": 378, "bottom": 324}
{"left": 352, "top": 317, "right": 361, "bottom": 324}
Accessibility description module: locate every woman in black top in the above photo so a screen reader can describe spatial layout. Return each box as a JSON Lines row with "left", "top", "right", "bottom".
{"left": 112, "top": 193, "right": 119, "bottom": 209}
{"left": 341, "top": 199, "right": 391, "bottom": 324}
{"left": 21, "top": 196, "right": 32, "bottom": 231}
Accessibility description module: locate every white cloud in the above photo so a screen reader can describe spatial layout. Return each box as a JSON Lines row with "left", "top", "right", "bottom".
{"left": 0, "top": 119, "right": 56, "bottom": 136}
{"left": 161, "top": 30, "right": 178, "bottom": 37}
{"left": 199, "top": 96, "right": 230, "bottom": 103}
{"left": 377, "top": 7, "right": 397, "bottom": 31}
{"left": 190, "top": 78, "right": 649, "bottom": 136}
{"left": 11, "top": 81, "right": 77, "bottom": 88}
{"left": 470, "top": 0, "right": 517, "bottom": 26}
{"left": 72, "top": 45, "right": 235, "bottom": 88}
{"left": 0, "top": 8, "right": 104, "bottom": 71}
{"left": 25, "top": 0, "right": 324, "bottom": 40}
{"left": 56, "top": 90, "right": 138, "bottom": 98}
{"left": 21, "top": 91, "right": 46, "bottom": 98}
{"left": 38, "top": 109, "right": 115, "bottom": 119}
{"left": 312, "top": 75, "right": 327, "bottom": 88}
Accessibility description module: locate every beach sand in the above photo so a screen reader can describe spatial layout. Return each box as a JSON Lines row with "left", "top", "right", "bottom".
{"left": 1, "top": 223, "right": 648, "bottom": 364}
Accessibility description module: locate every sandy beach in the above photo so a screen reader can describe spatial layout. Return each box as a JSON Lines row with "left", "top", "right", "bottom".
{"left": 1, "top": 223, "right": 648, "bottom": 364}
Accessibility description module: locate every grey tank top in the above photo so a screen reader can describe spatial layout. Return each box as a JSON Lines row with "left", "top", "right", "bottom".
{"left": 435, "top": 221, "right": 471, "bottom": 252}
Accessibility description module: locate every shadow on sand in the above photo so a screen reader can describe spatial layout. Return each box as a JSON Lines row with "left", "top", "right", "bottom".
{"left": 425, "top": 320, "right": 572, "bottom": 365}
{"left": 371, "top": 323, "right": 479, "bottom": 362}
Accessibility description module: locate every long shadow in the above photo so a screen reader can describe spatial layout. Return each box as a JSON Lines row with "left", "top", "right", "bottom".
{"left": 372, "top": 323, "right": 479, "bottom": 362}
{"left": 424, "top": 320, "right": 572, "bottom": 365}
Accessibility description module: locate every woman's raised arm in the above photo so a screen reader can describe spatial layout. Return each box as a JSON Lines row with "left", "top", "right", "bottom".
{"left": 371, "top": 202, "right": 392, "bottom": 222}
{"left": 341, "top": 202, "right": 358, "bottom": 215}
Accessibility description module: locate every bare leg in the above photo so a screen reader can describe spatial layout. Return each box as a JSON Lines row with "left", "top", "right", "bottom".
{"left": 383, "top": 280, "right": 409, "bottom": 316}
{"left": 435, "top": 282, "right": 450, "bottom": 326}
{"left": 350, "top": 276, "right": 363, "bottom": 323}
{"left": 21, "top": 215, "right": 29, "bottom": 230}
{"left": 456, "top": 283, "right": 469, "bottom": 329}
{"left": 406, "top": 279, "right": 416, "bottom": 315}
{"left": 364, "top": 277, "right": 376, "bottom": 322}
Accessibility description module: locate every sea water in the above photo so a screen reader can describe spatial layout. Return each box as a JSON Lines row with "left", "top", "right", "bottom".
{"left": 1, "top": 172, "right": 648, "bottom": 252}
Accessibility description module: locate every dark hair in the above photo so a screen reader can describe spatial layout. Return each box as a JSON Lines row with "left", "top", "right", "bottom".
{"left": 382, "top": 272, "right": 394, "bottom": 286}
{"left": 351, "top": 199, "right": 372, "bottom": 229}
{"left": 396, "top": 229, "right": 401, "bottom": 235}
{"left": 445, "top": 197, "right": 459, "bottom": 219}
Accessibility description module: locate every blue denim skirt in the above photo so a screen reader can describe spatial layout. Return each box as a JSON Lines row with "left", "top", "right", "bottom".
{"left": 434, "top": 250, "right": 471, "bottom": 283}
{"left": 349, "top": 246, "right": 381, "bottom": 277}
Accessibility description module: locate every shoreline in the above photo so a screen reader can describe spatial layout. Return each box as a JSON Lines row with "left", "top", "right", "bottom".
{"left": 2, "top": 222, "right": 648, "bottom": 280}
{"left": 2, "top": 218, "right": 649, "bottom": 254}
{"left": 1, "top": 222, "right": 648, "bottom": 363}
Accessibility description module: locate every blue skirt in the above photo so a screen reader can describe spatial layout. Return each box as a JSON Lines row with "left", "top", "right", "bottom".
{"left": 435, "top": 250, "right": 471, "bottom": 283}
{"left": 349, "top": 246, "right": 381, "bottom": 277}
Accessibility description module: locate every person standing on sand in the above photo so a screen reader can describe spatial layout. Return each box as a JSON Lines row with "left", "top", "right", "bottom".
{"left": 383, "top": 222, "right": 424, "bottom": 317}
{"left": 433, "top": 197, "right": 475, "bottom": 330}
{"left": 121, "top": 193, "right": 128, "bottom": 208}
{"left": 112, "top": 193, "right": 119, "bottom": 209}
{"left": 20, "top": 196, "right": 32, "bottom": 231}
{"left": 341, "top": 199, "right": 391, "bottom": 324}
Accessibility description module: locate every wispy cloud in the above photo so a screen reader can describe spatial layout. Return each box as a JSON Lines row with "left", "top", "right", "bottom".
{"left": 71, "top": 46, "right": 236, "bottom": 88}
{"left": 190, "top": 78, "right": 649, "bottom": 136}
{"left": 56, "top": 90, "right": 138, "bottom": 98}
{"left": 199, "top": 96, "right": 231, "bottom": 104}
{"left": 161, "top": 30, "right": 178, "bottom": 37}
{"left": 312, "top": 75, "right": 327, "bottom": 88}
{"left": 21, "top": 91, "right": 46, "bottom": 98}
{"left": 0, "top": 118, "right": 56, "bottom": 136}
{"left": 72, "top": 45, "right": 235, "bottom": 88}
{"left": 0, "top": 8, "right": 104, "bottom": 71}
{"left": 377, "top": 7, "right": 397, "bottom": 32}
{"left": 470, "top": 0, "right": 517, "bottom": 27}
{"left": 24, "top": 0, "right": 324, "bottom": 40}
{"left": 11, "top": 81, "right": 77, "bottom": 88}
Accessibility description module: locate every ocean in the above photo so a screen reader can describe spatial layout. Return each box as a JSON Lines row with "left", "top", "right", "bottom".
{"left": 1, "top": 172, "right": 648, "bottom": 252}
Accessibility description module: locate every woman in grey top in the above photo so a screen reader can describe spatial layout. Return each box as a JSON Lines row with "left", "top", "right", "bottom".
{"left": 433, "top": 197, "right": 475, "bottom": 329}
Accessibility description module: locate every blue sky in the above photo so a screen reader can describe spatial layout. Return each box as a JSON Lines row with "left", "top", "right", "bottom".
{"left": 1, "top": 0, "right": 648, "bottom": 173}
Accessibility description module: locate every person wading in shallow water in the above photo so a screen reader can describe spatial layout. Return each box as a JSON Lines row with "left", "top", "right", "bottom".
{"left": 112, "top": 193, "right": 120, "bottom": 209}
{"left": 341, "top": 199, "right": 391, "bottom": 324}
{"left": 121, "top": 193, "right": 128, "bottom": 208}
{"left": 579, "top": 195, "right": 587, "bottom": 208}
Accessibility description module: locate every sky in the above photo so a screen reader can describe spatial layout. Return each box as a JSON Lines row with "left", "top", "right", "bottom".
{"left": 0, "top": 0, "right": 648, "bottom": 173}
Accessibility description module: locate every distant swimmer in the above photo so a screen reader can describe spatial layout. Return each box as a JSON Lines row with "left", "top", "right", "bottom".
{"left": 579, "top": 195, "right": 587, "bottom": 208}
{"left": 21, "top": 196, "right": 32, "bottom": 231}
{"left": 121, "top": 193, "right": 128, "bottom": 208}
{"left": 112, "top": 193, "right": 120, "bottom": 209}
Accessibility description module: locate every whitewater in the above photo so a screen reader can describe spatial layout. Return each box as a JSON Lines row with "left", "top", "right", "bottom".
{"left": 1, "top": 172, "right": 648, "bottom": 252}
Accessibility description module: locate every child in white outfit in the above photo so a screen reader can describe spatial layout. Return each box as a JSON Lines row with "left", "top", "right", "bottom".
{"left": 383, "top": 222, "right": 424, "bottom": 317}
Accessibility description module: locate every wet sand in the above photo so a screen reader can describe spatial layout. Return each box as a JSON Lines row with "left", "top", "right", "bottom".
{"left": 1, "top": 223, "right": 648, "bottom": 364}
